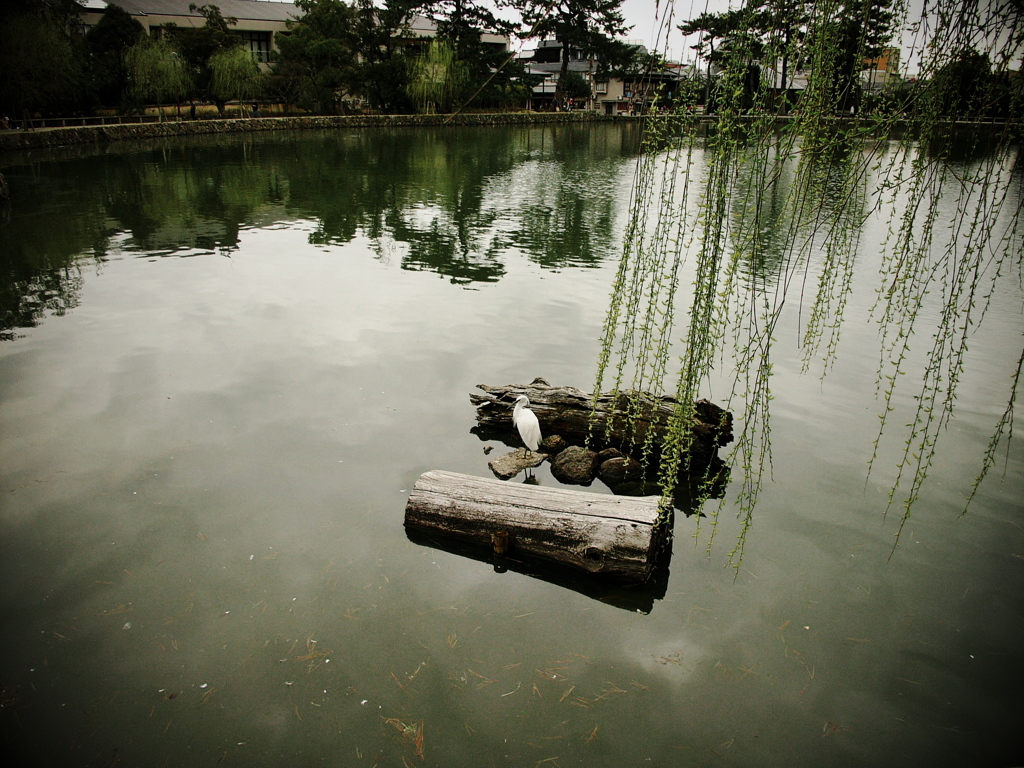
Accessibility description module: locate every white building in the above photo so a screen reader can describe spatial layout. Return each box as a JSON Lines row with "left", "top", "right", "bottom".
{"left": 519, "top": 39, "right": 688, "bottom": 114}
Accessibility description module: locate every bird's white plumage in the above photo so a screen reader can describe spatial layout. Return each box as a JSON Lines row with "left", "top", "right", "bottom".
{"left": 512, "top": 395, "right": 542, "bottom": 453}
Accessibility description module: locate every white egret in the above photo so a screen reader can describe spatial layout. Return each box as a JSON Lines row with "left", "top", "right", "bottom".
{"left": 512, "top": 395, "right": 542, "bottom": 456}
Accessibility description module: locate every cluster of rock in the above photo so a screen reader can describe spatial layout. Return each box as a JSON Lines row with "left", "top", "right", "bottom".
{"left": 477, "top": 379, "right": 735, "bottom": 502}
{"left": 553, "top": 443, "right": 652, "bottom": 491}
{"left": 488, "top": 439, "right": 655, "bottom": 495}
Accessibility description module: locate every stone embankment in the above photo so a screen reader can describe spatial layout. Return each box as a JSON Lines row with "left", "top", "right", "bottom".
{"left": 0, "top": 112, "right": 638, "bottom": 154}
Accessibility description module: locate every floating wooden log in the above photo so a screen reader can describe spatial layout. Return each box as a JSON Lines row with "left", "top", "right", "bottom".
{"left": 470, "top": 379, "right": 732, "bottom": 467}
{"left": 404, "top": 470, "right": 664, "bottom": 581}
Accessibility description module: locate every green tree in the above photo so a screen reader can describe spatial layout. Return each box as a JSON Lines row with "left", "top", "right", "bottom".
{"left": 802, "top": 0, "right": 893, "bottom": 115}
{"left": 0, "top": 0, "right": 86, "bottom": 122}
{"left": 407, "top": 39, "right": 466, "bottom": 113}
{"left": 599, "top": 0, "right": 1024, "bottom": 555}
{"left": 276, "top": 0, "right": 521, "bottom": 114}
{"left": 428, "top": 0, "right": 511, "bottom": 58}
{"left": 679, "top": 9, "right": 750, "bottom": 69}
{"left": 172, "top": 3, "right": 245, "bottom": 114}
{"left": 984, "top": 68, "right": 1022, "bottom": 119}
{"left": 274, "top": 0, "right": 360, "bottom": 114}
{"left": 519, "top": 0, "right": 629, "bottom": 103}
{"left": 678, "top": 8, "right": 750, "bottom": 108}
{"left": 679, "top": 6, "right": 766, "bottom": 112}
{"left": 559, "top": 69, "right": 592, "bottom": 101}
{"left": 752, "top": 0, "right": 812, "bottom": 112}
{"left": 349, "top": 0, "right": 423, "bottom": 113}
{"left": 426, "top": 0, "right": 523, "bottom": 110}
{"left": 928, "top": 49, "right": 994, "bottom": 118}
{"left": 125, "top": 36, "right": 191, "bottom": 117}
{"left": 209, "top": 45, "right": 264, "bottom": 107}
{"left": 275, "top": 0, "right": 423, "bottom": 114}
{"left": 84, "top": 3, "right": 146, "bottom": 109}
{"left": 679, "top": 0, "right": 892, "bottom": 115}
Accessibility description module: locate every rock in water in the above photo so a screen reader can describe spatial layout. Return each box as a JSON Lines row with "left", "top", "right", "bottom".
{"left": 488, "top": 449, "right": 547, "bottom": 480}
{"left": 539, "top": 435, "right": 569, "bottom": 455}
{"left": 598, "top": 456, "right": 645, "bottom": 485}
{"left": 550, "top": 446, "right": 600, "bottom": 485}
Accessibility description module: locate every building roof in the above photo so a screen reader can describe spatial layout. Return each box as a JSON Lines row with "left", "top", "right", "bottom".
{"left": 78, "top": 0, "right": 300, "bottom": 23}
{"left": 761, "top": 65, "right": 810, "bottom": 91}
{"left": 405, "top": 14, "right": 437, "bottom": 37}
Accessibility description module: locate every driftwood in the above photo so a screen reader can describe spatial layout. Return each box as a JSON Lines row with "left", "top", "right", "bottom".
{"left": 470, "top": 379, "right": 732, "bottom": 467}
{"left": 404, "top": 470, "right": 664, "bottom": 581}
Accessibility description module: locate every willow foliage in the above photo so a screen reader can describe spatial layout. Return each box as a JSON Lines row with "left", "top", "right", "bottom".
{"left": 407, "top": 40, "right": 466, "bottom": 114}
{"left": 209, "top": 45, "right": 264, "bottom": 104}
{"left": 596, "top": 0, "right": 1023, "bottom": 564}
{"left": 125, "top": 37, "right": 191, "bottom": 110}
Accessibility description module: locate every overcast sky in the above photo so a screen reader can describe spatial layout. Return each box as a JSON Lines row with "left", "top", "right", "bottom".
{"left": 508, "top": 0, "right": 732, "bottom": 62}
{"left": 619, "top": 0, "right": 729, "bottom": 62}
{"left": 616, "top": 0, "right": 941, "bottom": 74}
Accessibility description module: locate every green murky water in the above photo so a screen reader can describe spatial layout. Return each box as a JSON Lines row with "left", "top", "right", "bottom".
{"left": 1, "top": 123, "right": 1021, "bottom": 767}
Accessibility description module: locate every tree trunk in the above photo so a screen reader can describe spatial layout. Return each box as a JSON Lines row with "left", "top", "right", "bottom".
{"left": 781, "top": 26, "right": 791, "bottom": 115}
{"left": 405, "top": 470, "right": 664, "bottom": 581}
{"left": 705, "top": 41, "right": 714, "bottom": 109}
{"left": 555, "top": 41, "right": 571, "bottom": 106}
{"left": 470, "top": 380, "right": 732, "bottom": 468}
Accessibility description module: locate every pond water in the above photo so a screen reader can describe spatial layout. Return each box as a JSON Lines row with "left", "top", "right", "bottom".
{"left": 1, "top": 123, "right": 1021, "bottom": 767}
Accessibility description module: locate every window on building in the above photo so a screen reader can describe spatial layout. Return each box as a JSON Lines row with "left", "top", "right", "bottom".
{"left": 239, "top": 31, "right": 272, "bottom": 63}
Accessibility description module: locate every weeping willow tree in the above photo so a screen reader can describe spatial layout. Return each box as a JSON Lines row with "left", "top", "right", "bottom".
{"left": 125, "top": 36, "right": 191, "bottom": 118}
{"left": 209, "top": 45, "right": 265, "bottom": 109}
{"left": 407, "top": 40, "right": 466, "bottom": 114}
{"left": 595, "top": 0, "right": 1023, "bottom": 564}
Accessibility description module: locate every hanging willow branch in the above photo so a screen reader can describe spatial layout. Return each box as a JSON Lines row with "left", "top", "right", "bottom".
{"left": 594, "top": 0, "right": 1023, "bottom": 565}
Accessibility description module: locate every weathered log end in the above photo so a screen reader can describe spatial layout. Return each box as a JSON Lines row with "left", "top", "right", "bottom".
{"left": 404, "top": 470, "right": 665, "bottom": 582}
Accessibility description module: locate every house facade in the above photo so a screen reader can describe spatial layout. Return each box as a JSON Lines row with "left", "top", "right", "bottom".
{"left": 760, "top": 45, "right": 902, "bottom": 109}
{"left": 518, "top": 40, "right": 686, "bottom": 114}
{"left": 78, "top": 0, "right": 299, "bottom": 66}
{"left": 862, "top": 46, "right": 901, "bottom": 92}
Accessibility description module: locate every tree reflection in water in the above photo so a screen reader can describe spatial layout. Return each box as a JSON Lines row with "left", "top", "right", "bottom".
{"left": 0, "top": 123, "right": 643, "bottom": 329}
